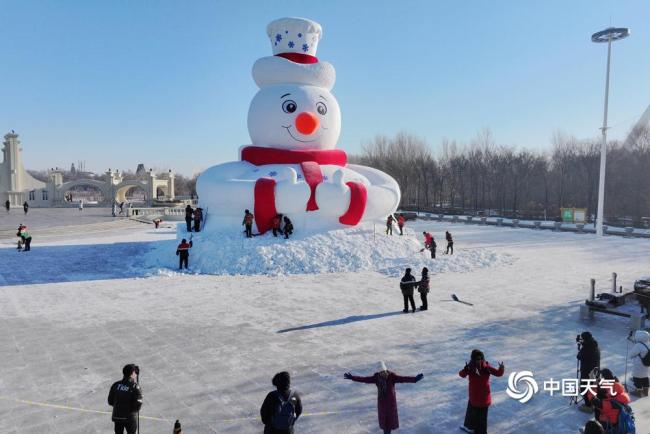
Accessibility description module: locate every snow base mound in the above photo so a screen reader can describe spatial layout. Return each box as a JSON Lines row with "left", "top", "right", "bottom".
{"left": 147, "top": 223, "right": 512, "bottom": 276}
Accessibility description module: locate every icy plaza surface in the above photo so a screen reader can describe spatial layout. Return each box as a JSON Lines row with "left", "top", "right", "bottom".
{"left": 1, "top": 221, "right": 650, "bottom": 432}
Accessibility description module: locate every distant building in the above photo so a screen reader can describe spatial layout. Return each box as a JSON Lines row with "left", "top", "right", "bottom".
{"left": 1, "top": 131, "right": 176, "bottom": 207}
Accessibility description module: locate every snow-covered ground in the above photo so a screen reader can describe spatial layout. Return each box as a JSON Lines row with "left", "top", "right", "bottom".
{"left": 1, "top": 217, "right": 649, "bottom": 433}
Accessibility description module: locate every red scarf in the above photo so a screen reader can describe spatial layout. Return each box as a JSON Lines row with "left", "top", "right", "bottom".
{"left": 240, "top": 146, "right": 366, "bottom": 234}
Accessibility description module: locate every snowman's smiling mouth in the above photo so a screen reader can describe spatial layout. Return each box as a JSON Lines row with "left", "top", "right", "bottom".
{"left": 282, "top": 125, "right": 326, "bottom": 143}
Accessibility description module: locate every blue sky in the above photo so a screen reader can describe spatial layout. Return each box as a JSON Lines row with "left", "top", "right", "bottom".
{"left": 1, "top": 0, "right": 648, "bottom": 176}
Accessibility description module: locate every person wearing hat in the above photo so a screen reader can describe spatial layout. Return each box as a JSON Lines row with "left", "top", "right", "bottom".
{"left": 587, "top": 368, "right": 630, "bottom": 430}
{"left": 184, "top": 204, "right": 194, "bottom": 232}
{"left": 400, "top": 268, "right": 417, "bottom": 313}
{"left": 577, "top": 331, "right": 601, "bottom": 412}
{"left": 629, "top": 329, "right": 650, "bottom": 397}
{"left": 417, "top": 267, "right": 430, "bottom": 311}
{"left": 397, "top": 214, "right": 405, "bottom": 235}
{"left": 459, "top": 350, "right": 505, "bottom": 434}
{"left": 243, "top": 209, "right": 254, "bottom": 238}
{"left": 260, "top": 371, "right": 302, "bottom": 434}
{"left": 344, "top": 362, "right": 423, "bottom": 434}
{"left": 108, "top": 364, "right": 142, "bottom": 434}
{"left": 176, "top": 238, "right": 193, "bottom": 270}
{"left": 193, "top": 207, "right": 203, "bottom": 232}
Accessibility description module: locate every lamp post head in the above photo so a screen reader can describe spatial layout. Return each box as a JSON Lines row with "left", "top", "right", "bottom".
{"left": 591, "top": 27, "right": 630, "bottom": 43}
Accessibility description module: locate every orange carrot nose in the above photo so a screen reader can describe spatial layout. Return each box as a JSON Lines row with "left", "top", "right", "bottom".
{"left": 295, "top": 112, "right": 320, "bottom": 135}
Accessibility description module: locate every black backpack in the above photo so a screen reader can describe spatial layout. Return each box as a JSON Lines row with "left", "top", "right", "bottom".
{"left": 640, "top": 343, "right": 650, "bottom": 367}
{"left": 272, "top": 390, "right": 296, "bottom": 430}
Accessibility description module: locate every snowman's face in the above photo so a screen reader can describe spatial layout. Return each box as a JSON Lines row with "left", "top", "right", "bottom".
{"left": 247, "top": 84, "right": 341, "bottom": 150}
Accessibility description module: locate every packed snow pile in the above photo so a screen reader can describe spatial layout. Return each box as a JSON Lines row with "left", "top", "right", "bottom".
{"left": 146, "top": 223, "right": 512, "bottom": 276}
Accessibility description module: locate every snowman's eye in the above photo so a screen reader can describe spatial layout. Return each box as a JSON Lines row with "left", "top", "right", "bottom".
{"left": 282, "top": 100, "right": 297, "bottom": 113}
{"left": 316, "top": 102, "right": 327, "bottom": 115}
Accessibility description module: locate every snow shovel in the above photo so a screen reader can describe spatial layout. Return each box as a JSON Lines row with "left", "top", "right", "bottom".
{"left": 452, "top": 294, "right": 473, "bottom": 306}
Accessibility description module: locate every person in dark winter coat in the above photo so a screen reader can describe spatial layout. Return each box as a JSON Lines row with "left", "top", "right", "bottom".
{"left": 400, "top": 268, "right": 417, "bottom": 313}
{"left": 386, "top": 215, "right": 394, "bottom": 235}
{"left": 577, "top": 331, "right": 601, "bottom": 411}
{"left": 243, "top": 209, "right": 254, "bottom": 238}
{"left": 184, "top": 205, "right": 194, "bottom": 232}
{"left": 23, "top": 201, "right": 28, "bottom": 214}
{"left": 272, "top": 214, "right": 283, "bottom": 237}
{"left": 417, "top": 267, "right": 430, "bottom": 311}
{"left": 176, "top": 238, "right": 193, "bottom": 269}
{"left": 397, "top": 214, "right": 405, "bottom": 235}
{"left": 108, "top": 364, "right": 142, "bottom": 434}
{"left": 4, "top": 199, "right": 9, "bottom": 212}
{"left": 260, "top": 371, "right": 302, "bottom": 434}
{"left": 459, "top": 349, "right": 505, "bottom": 434}
{"left": 193, "top": 208, "right": 203, "bottom": 232}
{"left": 446, "top": 231, "right": 454, "bottom": 254}
{"left": 344, "top": 361, "right": 423, "bottom": 434}
{"left": 283, "top": 216, "right": 293, "bottom": 239}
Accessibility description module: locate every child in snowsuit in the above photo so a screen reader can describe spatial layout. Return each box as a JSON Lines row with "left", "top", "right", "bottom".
{"left": 397, "top": 214, "right": 405, "bottom": 235}
{"left": 400, "top": 268, "right": 417, "bottom": 313}
{"left": 417, "top": 267, "right": 429, "bottom": 311}
{"left": 446, "top": 231, "right": 454, "bottom": 254}
{"left": 242, "top": 210, "right": 254, "bottom": 238}
{"left": 344, "top": 362, "right": 423, "bottom": 434}
{"left": 260, "top": 371, "right": 302, "bottom": 434}
{"left": 272, "top": 214, "right": 283, "bottom": 237}
{"left": 176, "top": 238, "right": 193, "bottom": 269}
{"left": 629, "top": 330, "right": 650, "bottom": 396}
{"left": 386, "top": 215, "right": 394, "bottom": 235}
{"left": 193, "top": 208, "right": 203, "bottom": 232}
{"left": 459, "top": 349, "right": 505, "bottom": 434}
{"left": 283, "top": 216, "right": 293, "bottom": 239}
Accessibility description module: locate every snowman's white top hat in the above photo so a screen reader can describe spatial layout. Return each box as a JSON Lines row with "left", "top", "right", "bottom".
{"left": 252, "top": 17, "right": 335, "bottom": 90}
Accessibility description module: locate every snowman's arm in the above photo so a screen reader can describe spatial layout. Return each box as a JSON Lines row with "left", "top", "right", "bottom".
{"left": 197, "top": 162, "right": 256, "bottom": 211}
{"left": 347, "top": 164, "right": 401, "bottom": 219}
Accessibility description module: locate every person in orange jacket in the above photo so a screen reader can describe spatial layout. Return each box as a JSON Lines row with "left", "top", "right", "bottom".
{"left": 271, "top": 214, "right": 283, "bottom": 237}
{"left": 587, "top": 368, "right": 630, "bottom": 430}
{"left": 397, "top": 214, "right": 406, "bottom": 235}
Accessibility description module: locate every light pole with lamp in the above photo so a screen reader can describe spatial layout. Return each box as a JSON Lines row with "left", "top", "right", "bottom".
{"left": 591, "top": 27, "right": 630, "bottom": 236}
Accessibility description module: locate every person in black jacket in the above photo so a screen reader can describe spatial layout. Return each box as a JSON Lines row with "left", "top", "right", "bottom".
{"left": 176, "top": 238, "right": 193, "bottom": 270}
{"left": 577, "top": 331, "right": 601, "bottom": 412}
{"left": 445, "top": 231, "right": 453, "bottom": 255}
{"left": 283, "top": 216, "right": 294, "bottom": 239}
{"left": 184, "top": 204, "right": 194, "bottom": 232}
{"left": 260, "top": 371, "right": 302, "bottom": 434}
{"left": 400, "top": 268, "right": 417, "bottom": 313}
{"left": 193, "top": 207, "right": 203, "bottom": 232}
{"left": 108, "top": 364, "right": 142, "bottom": 434}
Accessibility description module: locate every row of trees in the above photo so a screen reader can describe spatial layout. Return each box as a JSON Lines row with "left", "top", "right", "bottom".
{"left": 351, "top": 128, "right": 650, "bottom": 225}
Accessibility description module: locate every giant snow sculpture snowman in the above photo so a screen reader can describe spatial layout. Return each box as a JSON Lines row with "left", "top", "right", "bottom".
{"left": 197, "top": 17, "right": 400, "bottom": 234}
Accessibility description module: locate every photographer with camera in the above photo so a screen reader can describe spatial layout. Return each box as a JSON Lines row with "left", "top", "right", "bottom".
{"left": 108, "top": 364, "right": 143, "bottom": 434}
{"left": 577, "top": 331, "right": 600, "bottom": 413}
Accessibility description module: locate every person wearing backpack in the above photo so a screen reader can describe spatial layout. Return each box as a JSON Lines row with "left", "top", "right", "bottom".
{"left": 343, "top": 361, "right": 423, "bottom": 434}
{"left": 588, "top": 369, "right": 631, "bottom": 432}
{"left": 260, "top": 371, "right": 302, "bottom": 434}
{"left": 629, "top": 330, "right": 650, "bottom": 397}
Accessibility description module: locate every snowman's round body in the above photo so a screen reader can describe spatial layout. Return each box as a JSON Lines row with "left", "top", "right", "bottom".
{"left": 197, "top": 17, "right": 400, "bottom": 235}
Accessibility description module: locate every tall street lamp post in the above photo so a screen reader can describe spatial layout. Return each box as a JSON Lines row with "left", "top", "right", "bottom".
{"left": 591, "top": 27, "right": 630, "bottom": 236}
